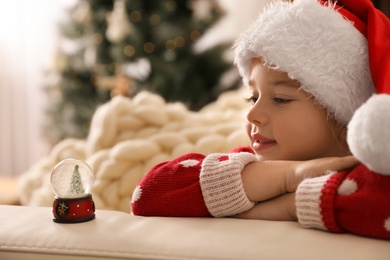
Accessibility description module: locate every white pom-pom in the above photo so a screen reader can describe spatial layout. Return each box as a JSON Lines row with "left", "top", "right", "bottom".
{"left": 347, "top": 94, "right": 390, "bottom": 175}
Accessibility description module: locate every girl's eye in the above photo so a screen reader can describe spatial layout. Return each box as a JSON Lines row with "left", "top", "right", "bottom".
{"left": 245, "top": 97, "right": 257, "bottom": 105}
{"left": 273, "top": 97, "right": 292, "bottom": 104}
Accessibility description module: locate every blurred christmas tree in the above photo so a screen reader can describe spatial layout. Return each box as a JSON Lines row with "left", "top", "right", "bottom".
{"left": 44, "top": 0, "right": 240, "bottom": 144}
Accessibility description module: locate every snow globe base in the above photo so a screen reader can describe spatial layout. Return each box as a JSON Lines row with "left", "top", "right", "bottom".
{"left": 52, "top": 194, "right": 95, "bottom": 223}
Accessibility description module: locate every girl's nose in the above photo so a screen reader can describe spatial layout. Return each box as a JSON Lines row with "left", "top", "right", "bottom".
{"left": 246, "top": 99, "right": 269, "bottom": 126}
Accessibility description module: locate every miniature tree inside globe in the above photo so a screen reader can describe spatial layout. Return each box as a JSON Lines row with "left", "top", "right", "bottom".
{"left": 69, "top": 165, "right": 85, "bottom": 195}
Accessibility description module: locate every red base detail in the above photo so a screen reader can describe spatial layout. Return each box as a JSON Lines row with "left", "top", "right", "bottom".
{"left": 52, "top": 194, "right": 95, "bottom": 223}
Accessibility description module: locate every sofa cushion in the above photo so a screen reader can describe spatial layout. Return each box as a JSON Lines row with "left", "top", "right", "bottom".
{"left": 1, "top": 205, "right": 389, "bottom": 260}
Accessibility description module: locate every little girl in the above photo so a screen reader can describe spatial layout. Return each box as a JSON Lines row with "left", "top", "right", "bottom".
{"left": 131, "top": 0, "right": 390, "bottom": 239}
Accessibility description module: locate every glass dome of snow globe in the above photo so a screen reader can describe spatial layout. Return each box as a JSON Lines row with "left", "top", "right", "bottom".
{"left": 51, "top": 158, "right": 94, "bottom": 199}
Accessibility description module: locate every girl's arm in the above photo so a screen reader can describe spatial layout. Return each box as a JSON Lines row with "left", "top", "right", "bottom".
{"left": 235, "top": 192, "right": 297, "bottom": 221}
{"left": 132, "top": 149, "right": 357, "bottom": 219}
{"left": 235, "top": 156, "right": 359, "bottom": 221}
{"left": 240, "top": 156, "right": 358, "bottom": 202}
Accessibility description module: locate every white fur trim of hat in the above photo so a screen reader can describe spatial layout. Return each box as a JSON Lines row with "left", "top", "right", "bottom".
{"left": 234, "top": 0, "right": 375, "bottom": 126}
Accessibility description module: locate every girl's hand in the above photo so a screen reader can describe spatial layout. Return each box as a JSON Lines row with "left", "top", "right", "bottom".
{"left": 286, "top": 155, "right": 359, "bottom": 193}
{"left": 241, "top": 156, "right": 359, "bottom": 202}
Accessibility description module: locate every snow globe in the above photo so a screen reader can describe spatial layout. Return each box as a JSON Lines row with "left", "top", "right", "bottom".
{"left": 50, "top": 158, "right": 95, "bottom": 223}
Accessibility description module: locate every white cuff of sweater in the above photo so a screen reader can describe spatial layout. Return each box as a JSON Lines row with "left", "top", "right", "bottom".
{"left": 199, "top": 152, "right": 257, "bottom": 217}
{"left": 296, "top": 173, "right": 334, "bottom": 231}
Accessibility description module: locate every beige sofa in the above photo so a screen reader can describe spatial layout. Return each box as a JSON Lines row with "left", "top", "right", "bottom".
{"left": 1, "top": 205, "right": 390, "bottom": 260}
{"left": 4, "top": 91, "right": 389, "bottom": 259}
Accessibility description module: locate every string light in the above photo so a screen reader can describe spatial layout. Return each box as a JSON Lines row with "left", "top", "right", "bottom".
{"left": 174, "top": 36, "right": 185, "bottom": 48}
{"left": 130, "top": 11, "right": 142, "bottom": 22}
{"left": 165, "top": 39, "right": 176, "bottom": 51}
{"left": 190, "top": 30, "right": 201, "bottom": 42}
{"left": 124, "top": 45, "right": 136, "bottom": 56}
{"left": 165, "top": 0, "right": 177, "bottom": 12}
{"left": 144, "top": 42, "right": 155, "bottom": 53}
{"left": 149, "top": 14, "right": 161, "bottom": 26}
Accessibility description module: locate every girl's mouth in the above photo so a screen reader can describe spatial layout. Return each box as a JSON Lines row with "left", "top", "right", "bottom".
{"left": 252, "top": 139, "right": 277, "bottom": 151}
{"left": 251, "top": 134, "right": 277, "bottom": 151}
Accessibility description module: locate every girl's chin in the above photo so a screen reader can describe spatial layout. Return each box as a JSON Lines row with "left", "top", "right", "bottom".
{"left": 252, "top": 147, "right": 282, "bottom": 161}
{"left": 254, "top": 153, "right": 282, "bottom": 161}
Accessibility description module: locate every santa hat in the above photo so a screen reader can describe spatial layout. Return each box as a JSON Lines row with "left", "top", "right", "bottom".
{"left": 234, "top": 0, "right": 390, "bottom": 175}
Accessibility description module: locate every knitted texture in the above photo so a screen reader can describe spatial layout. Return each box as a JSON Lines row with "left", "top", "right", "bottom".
{"left": 296, "top": 174, "right": 333, "bottom": 231}
{"left": 19, "top": 90, "right": 249, "bottom": 212}
{"left": 131, "top": 150, "right": 257, "bottom": 217}
{"left": 131, "top": 153, "right": 211, "bottom": 217}
{"left": 334, "top": 164, "right": 390, "bottom": 239}
{"left": 200, "top": 153, "right": 257, "bottom": 217}
{"left": 297, "top": 164, "right": 390, "bottom": 240}
{"left": 296, "top": 172, "right": 345, "bottom": 232}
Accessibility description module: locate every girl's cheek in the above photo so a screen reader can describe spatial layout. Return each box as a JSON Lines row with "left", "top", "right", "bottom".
{"left": 245, "top": 121, "right": 252, "bottom": 134}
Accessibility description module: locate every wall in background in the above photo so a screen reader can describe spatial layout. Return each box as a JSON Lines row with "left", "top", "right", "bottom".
{"left": 0, "top": 0, "right": 75, "bottom": 176}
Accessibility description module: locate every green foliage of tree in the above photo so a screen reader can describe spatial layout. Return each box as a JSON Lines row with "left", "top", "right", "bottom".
{"left": 44, "top": 0, "right": 239, "bottom": 144}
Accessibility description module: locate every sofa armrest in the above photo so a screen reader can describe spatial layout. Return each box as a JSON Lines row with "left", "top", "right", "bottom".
{"left": 1, "top": 205, "right": 389, "bottom": 260}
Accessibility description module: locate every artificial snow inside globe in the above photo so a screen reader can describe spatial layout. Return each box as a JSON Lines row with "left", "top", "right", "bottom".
{"left": 50, "top": 158, "right": 95, "bottom": 223}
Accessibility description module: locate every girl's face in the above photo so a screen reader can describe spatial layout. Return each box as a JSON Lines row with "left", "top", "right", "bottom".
{"left": 246, "top": 58, "right": 349, "bottom": 161}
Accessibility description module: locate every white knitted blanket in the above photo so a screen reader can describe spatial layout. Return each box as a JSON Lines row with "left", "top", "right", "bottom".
{"left": 19, "top": 90, "right": 249, "bottom": 212}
